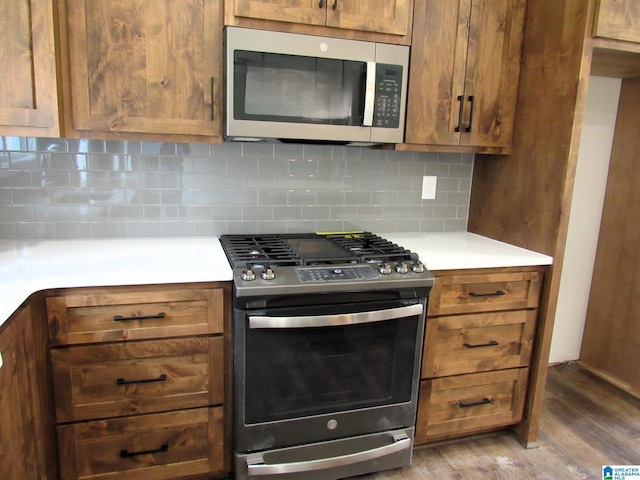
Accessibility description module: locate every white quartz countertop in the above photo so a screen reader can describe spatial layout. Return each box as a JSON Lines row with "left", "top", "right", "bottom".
{"left": 384, "top": 232, "right": 553, "bottom": 271}
{"left": 0, "top": 232, "right": 552, "bottom": 328}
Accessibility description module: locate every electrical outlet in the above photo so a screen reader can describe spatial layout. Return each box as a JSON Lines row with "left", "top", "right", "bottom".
{"left": 421, "top": 176, "right": 437, "bottom": 200}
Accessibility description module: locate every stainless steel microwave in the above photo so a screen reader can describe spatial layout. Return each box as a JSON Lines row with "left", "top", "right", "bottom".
{"left": 225, "top": 27, "right": 409, "bottom": 145}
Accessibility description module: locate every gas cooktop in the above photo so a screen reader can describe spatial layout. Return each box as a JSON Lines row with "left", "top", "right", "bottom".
{"left": 219, "top": 232, "right": 419, "bottom": 268}
{"left": 220, "top": 232, "right": 434, "bottom": 297}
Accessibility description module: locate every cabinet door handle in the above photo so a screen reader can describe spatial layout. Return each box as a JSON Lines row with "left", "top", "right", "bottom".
{"left": 120, "top": 444, "right": 169, "bottom": 458}
{"left": 113, "top": 312, "right": 166, "bottom": 321}
{"left": 319, "top": 0, "right": 324, "bottom": 7}
{"left": 455, "top": 397, "right": 492, "bottom": 408}
{"left": 116, "top": 374, "right": 167, "bottom": 385}
{"left": 465, "top": 95, "right": 474, "bottom": 132}
{"left": 454, "top": 95, "right": 464, "bottom": 132}
{"left": 468, "top": 290, "right": 505, "bottom": 298}
{"left": 463, "top": 340, "right": 499, "bottom": 349}
{"left": 332, "top": 0, "right": 338, "bottom": 10}
{"left": 211, "top": 76, "right": 215, "bottom": 121}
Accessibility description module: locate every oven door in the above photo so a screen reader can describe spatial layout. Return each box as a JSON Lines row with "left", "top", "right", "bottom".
{"left": 234, "top": 298, "right": 426, "bottom": 454}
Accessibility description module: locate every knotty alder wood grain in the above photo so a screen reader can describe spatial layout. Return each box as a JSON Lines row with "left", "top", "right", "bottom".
{"left": 422, "top": 309, "right": 536, "bottom": 378}
{"left": 51, "top": 336, "right": 223, "bottom": 422}
{"left": 468, "top": 0, "right": 595, "bottom": 446}
{"left": 402, "top": 0, "right": 525, "bottom": 152}
{"left": 225, "top": 0, "right": 413, "bottom": 44}
{"left": 426, "top": 268, "right": 543, "bottom": 316}
{"left": 594, "top": 0, "right": 640, "bottom": 43}
{"left": 0, "top": 306, "right": 43, "bottom": 480}
{"left": 58, "top": 407, "right": 224, "bottom": 480}
{"left": 47, "top": 286, "right": 224, "bottom": 345}
{"left": 60, "top": 0, "right": 222, "bottom": 139}
{"left": 0, "top": 0, "right": 59, "bottom": 136}
{"left": 579, "top": 77, "right": 640, "bottom": 397}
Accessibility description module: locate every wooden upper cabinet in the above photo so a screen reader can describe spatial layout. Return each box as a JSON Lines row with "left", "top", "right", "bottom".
{"left": 594, "top": 0, "right": 640, "bottom": 43}
{"left": 226, "top": 0, "right": 413, "bottom": 44}
{"left": 0, "top": 0, "right": 59, "bottom": 137}
{"left": 233, "top": 0, "right": 327, "bottom": 26}
{"left": 403, "top": 0, "right": 526, "bottom": 152}
{"left": 59, "top": 0, "right": 223, "bottom": 140}
{"left": 326, "top": 0, "right": 412, "bottom": 36}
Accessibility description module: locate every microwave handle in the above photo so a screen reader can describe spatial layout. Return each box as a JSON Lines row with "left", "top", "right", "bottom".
{"left": 248, "top": 304, "right": 423, "bottom": 329}
{"left": 362, "top": 61, "right": 376, "bottom": 127}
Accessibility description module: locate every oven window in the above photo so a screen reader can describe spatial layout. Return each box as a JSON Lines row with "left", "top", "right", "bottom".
{"left": 244, "top": 315, "right": 419, "bottom": 424}
{"left": 233, "top": 51, "right": 366, "bottom": 126}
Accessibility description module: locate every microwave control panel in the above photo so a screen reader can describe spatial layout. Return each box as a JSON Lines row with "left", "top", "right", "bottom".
{"left": 373, "top": 64, "right": 403, "bottom": 129}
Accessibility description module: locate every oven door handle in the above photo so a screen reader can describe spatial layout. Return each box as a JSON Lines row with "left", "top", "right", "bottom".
{"left": 248, "top": 304, "right": 423, "bottom": 329}
{"left": 245, "top": 432, "right": 411, "bottom": 476}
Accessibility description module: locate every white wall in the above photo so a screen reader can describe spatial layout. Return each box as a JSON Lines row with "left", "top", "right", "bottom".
{"left": 549, "top": 76, "right": 622, "bottom": 364}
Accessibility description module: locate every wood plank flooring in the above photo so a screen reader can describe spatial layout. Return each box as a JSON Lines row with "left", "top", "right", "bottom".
{"left": 360, "top": 363, "right": 640, "bottom": 479}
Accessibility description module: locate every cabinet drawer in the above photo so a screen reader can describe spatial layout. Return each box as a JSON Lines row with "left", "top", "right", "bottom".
{"left": 415, "top": 369, "right": 528, "bottom": 443}
{"left": 52, "top": 337, "right": 224, "bottom": 423}
{"left": 57, "top": 407, "right": 224, "bottom": 480}
{"left": 427, "top": 269, "right": 543, "bottom": 316}
{"left": 47, "top": 286, "right": 225, "bottom": 345}
{"left": 422, "top": 310, "right": 536, "bottom": 378}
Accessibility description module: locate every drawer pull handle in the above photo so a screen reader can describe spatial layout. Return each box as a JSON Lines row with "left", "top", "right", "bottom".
{"left": 455, "top": 397, "right": 492, "bottom": 408}
{"left": 463, "top": 340, "right": 499, "bottom": 349}
{"left": 116, "top": 374, "right": 167, "bottom": 385}
{"left": 120, "top": 444, "right": 168, "bottom": 458}
{"left": 468, "top": 291, "right": 506, "bottom": 298}
{"left": 113, "top": 312, "right": 166, "bottom": 321}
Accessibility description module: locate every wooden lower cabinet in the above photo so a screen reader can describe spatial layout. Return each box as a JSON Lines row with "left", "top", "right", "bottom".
{"left": 0, "top": 304, "right": 49, "bottom": 479}
{"left": 47, "top": 283, "right": 231, "bottom": 480}
{"left": 416, "top": 368, "right": 528, "bottom": 443}
{"left": 416, "top": 267, "right": 543, "bottom": 444}
{"left": 51, "top": 336, "right": 224, "bottom": 423}
{"left": 58, "top": 407, "right": 224, "bottom": 480}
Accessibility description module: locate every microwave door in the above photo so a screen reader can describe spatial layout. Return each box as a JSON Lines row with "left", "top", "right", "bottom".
{"left": 228, "top": 50, "right": 373, "bottom": 143}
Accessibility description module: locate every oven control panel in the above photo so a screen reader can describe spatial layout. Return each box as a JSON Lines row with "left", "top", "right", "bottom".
{"left": 296, "top": 266, "right": 377, "bottom": 283}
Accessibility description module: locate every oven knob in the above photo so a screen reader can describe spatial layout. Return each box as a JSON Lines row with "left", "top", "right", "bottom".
{"left": 378, "top": 262, "right": 392, "bottom": 275}
{"left": 396, "top": 262, "right": 409, "bottom": 274}
{"left": 412, "top": 261, "right": 425, "bottom": 273}
{"left": 241, "top": 268, "right": 256, "bottom": 281}
{"left": 261, "top": 267, "right": 276, "bottom": 280}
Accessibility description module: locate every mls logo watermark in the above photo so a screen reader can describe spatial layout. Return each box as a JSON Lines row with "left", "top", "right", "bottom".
{"left": 603, "top": 465, "right": 640, "bottom": 480}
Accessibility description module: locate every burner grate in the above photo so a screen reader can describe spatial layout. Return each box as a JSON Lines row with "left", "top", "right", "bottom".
{"left": 220, "top": 235, "right": 301, "bottom": 267}
{"left": 220, "top": 232, "right": 419, "bottom": 268}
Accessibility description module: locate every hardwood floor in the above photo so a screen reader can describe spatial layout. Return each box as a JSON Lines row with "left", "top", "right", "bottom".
{"left": 361, "top": 363, "right": 640, "bottom": 479}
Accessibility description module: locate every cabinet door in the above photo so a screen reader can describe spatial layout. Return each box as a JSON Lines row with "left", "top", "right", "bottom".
{"left": 404, "top": 0, "right": 525, "bottom": 149}
{"left": 233, "top": 0, "right": 326, "bottom": 26}
{"left": 0, "top": 0, "right": 59, "bottom": 137}
{"left": 327, "top": 0, "right": 412, "bottom": 36}
{"left": 405, "top": 0, "right": 471, "bottom": 146}
{"left": 461, "top": 0, "right": 526, "bottom": 148}
{"left": 594, "top": 0, "right": 640, "bottom": 43}
{"left": 63, "top": 0, "right": 222, "bottom": 137}
{"left": 0, "top": 307, "right": 44, "bottom": 479}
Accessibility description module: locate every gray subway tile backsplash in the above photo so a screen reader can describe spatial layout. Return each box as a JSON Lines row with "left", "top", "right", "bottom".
{"left": 0, "top": 137, "right": 474, "bottom": 240}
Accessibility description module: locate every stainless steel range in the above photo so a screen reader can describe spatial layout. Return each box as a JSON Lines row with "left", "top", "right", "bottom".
{"left": 220, "top": 232, "right": 434, "bottom": 480}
